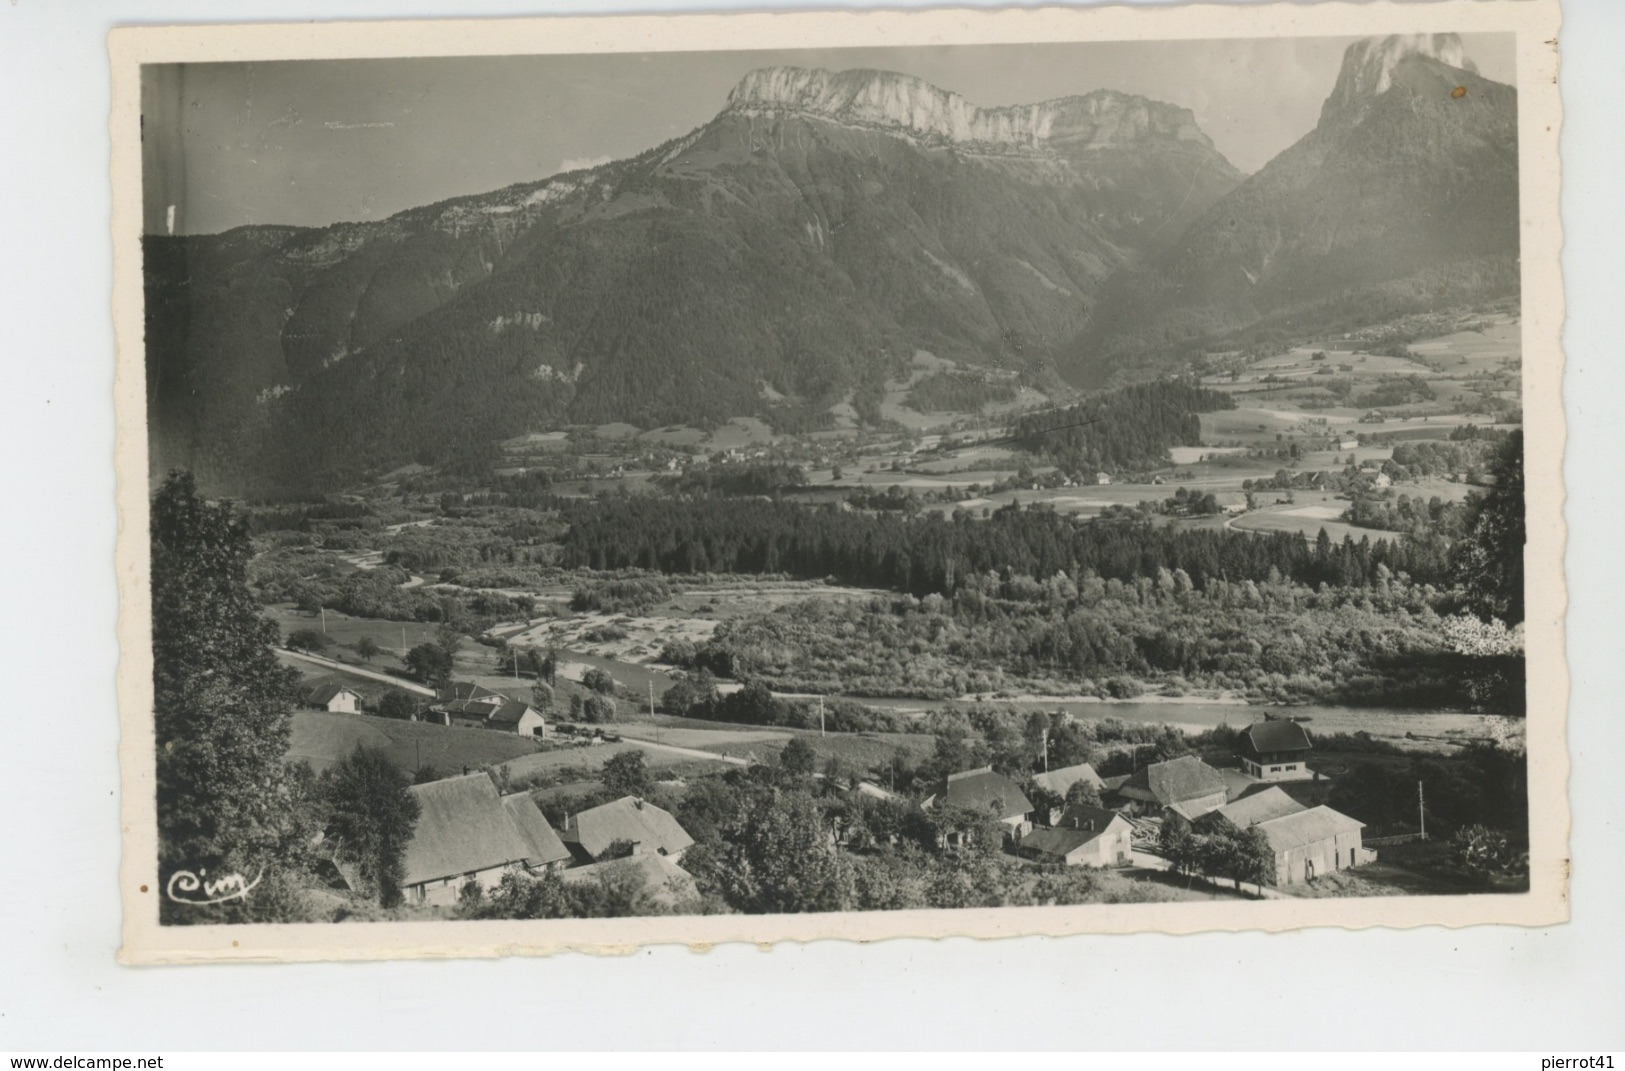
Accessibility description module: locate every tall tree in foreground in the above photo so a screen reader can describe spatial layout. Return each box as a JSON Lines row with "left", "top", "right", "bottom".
{"left": 1452, "top": 430, "right": 1525, "bottom": 625}
{"left": 151, "top": 471, "right": 305, "bottom": 922}
{"left": 691, "top": 790, "right": 854, "bottom": 914}
{"left": 600, "top": 749, "right": 651, "bottom": 798}
{"left": 321, "top": 745, "right": 421, "bottom": 908}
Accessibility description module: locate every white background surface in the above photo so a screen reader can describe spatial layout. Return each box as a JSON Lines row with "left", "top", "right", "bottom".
{"left": 0, "top": 0, "right": 1619, "bottom": 1050}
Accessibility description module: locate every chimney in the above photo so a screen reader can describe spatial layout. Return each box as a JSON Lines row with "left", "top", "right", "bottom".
{"left": 634, "top": 798, "right": 644, "bottom": 810}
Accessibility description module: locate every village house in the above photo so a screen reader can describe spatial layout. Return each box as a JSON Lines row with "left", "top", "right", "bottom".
{"left": 923, "top": 766, "right": 1034, "bottom": 838}
{"left": 485, "top": 699, "right": 548, "bottom": 738}
{"left": 560, "top": 796, "right": 694, "bottom": 864}
{"left": 399, "top": 773, "right": 548, "bottom": 907}
{"left": 434, "top": 698, "right": 502, "bottom": 729}
{"left": 1019, "top": 803, "right": 1133, "bottom": 867}
{"left": 1117, "top": 755, "right": 1229, "bottom": 822}
{"left": 1030, "top": 763, "right": 1105, "bottom": 824}
{"left": 1193, "top": 786, "right": 1307, "bottom": 836}
{"left": 1238, "top": 720, "right": 1316, "bottom": 782}
{"left": 427, "top": 683, "right": 545, "bottom": 735}
{"left": 1253, "top": 805, "right": 1374, "bottom": 885}
{"left": 500, "top": 792, "right": 572, "bottom": 874}
{"left": 559, "top": 853, "right": 700, "bottom": 908}
{"left": 438, "top": 682, "right": 507, "bottom": 704}
{"left": 302, "top": 682, "right": 363, "bottom": 714}
{"left": 1094, "top": 471, "right": 1113, "bottom": 486}
{"left": 1032, "top": 762, "right": 1105, "bottom": 801}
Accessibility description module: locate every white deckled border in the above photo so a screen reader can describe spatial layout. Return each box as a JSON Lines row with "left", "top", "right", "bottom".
{"left": 110, "top": 0, "right": 1567, "bottom": 965}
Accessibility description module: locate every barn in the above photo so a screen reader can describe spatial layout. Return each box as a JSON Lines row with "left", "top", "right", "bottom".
{"left": 1256, "top": 805, "right": 1375, "bottom": 885}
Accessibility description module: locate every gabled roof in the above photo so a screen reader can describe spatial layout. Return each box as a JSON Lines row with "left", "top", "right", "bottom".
{"left": 1055, "top": 803, "right": 1129, "bottom": 837}
{"left": 1243, "top": 720, "right": 1314, "bottom": 755}
{"left": 486, "top": 700, "right": 542, "bottom": 728}
{"left": 560, "top": 853, "right": 699, "bottom": 908}
{"left": 1167, "top": 798, "right": 1223, "bottom": 822}
{"left": 1022, "top": 808, "right": 1128, "bottom": 859}
{"left": 561, "top": 796, "right": 694, "bottom": 860}
{"left": 303, "top": 682, "right": 360, "bottom": 707}
{"left": 402, "top": 773, "right": 532, "bottom": 887}
{"left": 439, "top": 682, "right": 507, "bottom": 704}
{"left": 930, "top": 767, "right": 1034, "bottom": 821}
{"left": 436, "top": 699, "right": 501, "bottom": 719}
{"left": 1202, "top": 787, "right": 1307, "bottom": 830}
{"left": 1031, "top": 763, "right": 1105, "bottom": 799}
{"left": 1127, "top": 756, "right": 1228, "bottom": 806}
{"left": 1256, "top": 806, "right": 1364, "bottom": 853}
{"left": 501, "top": 793, "right": 571, "bottom": 867}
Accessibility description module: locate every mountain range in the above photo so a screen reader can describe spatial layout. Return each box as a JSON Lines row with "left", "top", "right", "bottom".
{"left": 143, "top": 34, "right": 1517, "bottom": 494}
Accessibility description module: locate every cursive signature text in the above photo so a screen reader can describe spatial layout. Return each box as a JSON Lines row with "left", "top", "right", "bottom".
{"left": 165, "top": 867, "right": 264, "bottom": 905}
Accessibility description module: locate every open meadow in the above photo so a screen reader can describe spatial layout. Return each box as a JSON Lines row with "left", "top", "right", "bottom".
{"left": 288, "top": 709, "right": 540, "bottom": 775}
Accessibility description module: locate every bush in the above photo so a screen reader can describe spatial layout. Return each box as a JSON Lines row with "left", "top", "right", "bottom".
{"left": 376, "top": 690, "right": 420, "bottom": 721}
{"left": 286, "top": 628, "right": 330, "bottom": 653}
{"left": 1104, "top": 677, "right": 1145, "bottom": 699}
{"left": 582, "top": 667, "right": 618, "bottom": 695}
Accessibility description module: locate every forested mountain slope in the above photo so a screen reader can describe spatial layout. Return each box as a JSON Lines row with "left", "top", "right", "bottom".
{"left": 146, "top": 67, "right": 1241, "bottom": 494}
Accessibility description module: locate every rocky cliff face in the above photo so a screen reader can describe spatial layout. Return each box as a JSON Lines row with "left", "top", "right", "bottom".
{"left": 1063, "top": 32, "right": 1519, "bottom": 386}
{"left": 1320, "top": 33, "right": 1474, "bottom": 127}
{"left": 725, "top": 66, "right": 1212, "bottom": 154}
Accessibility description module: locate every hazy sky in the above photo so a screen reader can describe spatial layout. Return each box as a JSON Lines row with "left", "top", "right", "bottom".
{"left": 142, "top": 35, "right": 1515, "bottom": 236}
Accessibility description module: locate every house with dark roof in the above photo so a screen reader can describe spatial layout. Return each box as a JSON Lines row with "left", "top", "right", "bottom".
{"left": 560, "top": 853, "right": 700, "bottom": 909}
{"left": 1194, "top": 786, "right": 1308, "bottom": 836}
{"left": 1020, "top": 804, "right": 1133, "bottom": 867}
{"left": 922, "top": 767, "right": 1034, "bottom": 837}
{"left": 561, "top": 796, "right": 694, "bottom": 864}
{"left": 439, "top": 682, "right": 506, "bottom": 704}
{"left": 1118, "top": 755, "right": 1229, "bottom": 821}
{"left": 1254, "top": 805, "right": 1374, "bottom": 885}
{"left": 1239, "top": 720, "right": 1315, "bottom": 782}
{"left": 302, "top": 682, "right": 362, "bottom": 714}
{"left": 433, "top": 698, "right": 502, "bottom": 729}
{"left": 400, "top": 773, "right": 538, "bottom": 906}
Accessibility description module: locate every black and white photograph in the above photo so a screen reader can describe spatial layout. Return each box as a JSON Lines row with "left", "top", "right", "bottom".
{"left": 111, "top": 2, "right": 1567, "bottom": 962}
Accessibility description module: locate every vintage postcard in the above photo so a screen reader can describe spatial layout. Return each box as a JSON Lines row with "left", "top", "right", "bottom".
{"left": 112, "top": 0, "right": 1567, "bottom": 964}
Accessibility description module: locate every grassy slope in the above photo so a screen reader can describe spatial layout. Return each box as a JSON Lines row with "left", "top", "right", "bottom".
{"left": 288, "top": 710, "right": 540, "bottom": 775}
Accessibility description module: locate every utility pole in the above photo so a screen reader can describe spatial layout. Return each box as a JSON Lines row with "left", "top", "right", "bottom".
{"left": 1418, "top": 780, "right": 1427, "bottom": 841}
{"left": 650, "top": 681, "right": 660, "bottom": 746}
{"left": 1042, "top": 727, "right": 1049, "bottom": 773}
{"left": 320, "top": 606, "right": 327, "bottom": 634}
{"left": 818, "top": 695, "right": 825, "bottom": 738}
{"left": 402, "top": 626, "right": 407, "bottom": 653}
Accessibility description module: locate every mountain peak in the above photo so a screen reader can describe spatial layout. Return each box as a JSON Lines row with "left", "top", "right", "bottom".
{"left": 1321, "top": 34, "right": 1476, "bottom": 126}
{"left": 724, "top": 66, "right": 1214, "bottom": 153}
